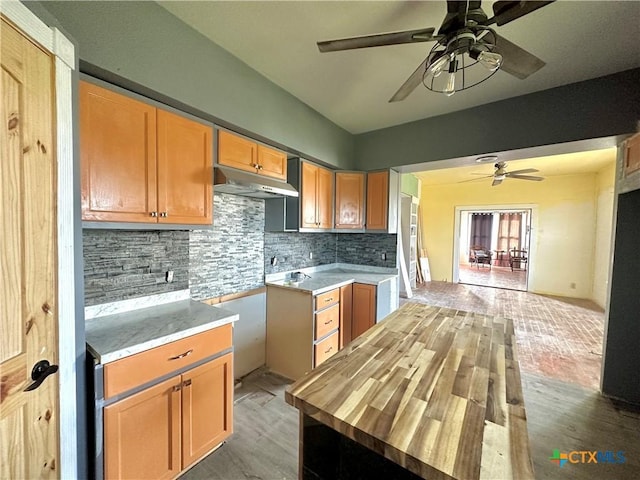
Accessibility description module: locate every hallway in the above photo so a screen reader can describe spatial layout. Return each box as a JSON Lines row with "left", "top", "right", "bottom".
{"left": 405, "top": 281, "right": 604, "bottom": 390}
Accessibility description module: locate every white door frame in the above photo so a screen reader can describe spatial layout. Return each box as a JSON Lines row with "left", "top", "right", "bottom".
{"left": 453, "top": 204, "right": 538, "bottom": 289}
{"left": 1, "top": 2, "right": 77, "bottom": 478}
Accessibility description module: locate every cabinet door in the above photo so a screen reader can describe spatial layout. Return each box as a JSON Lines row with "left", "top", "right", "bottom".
{"left": 218, "top": 130, "right": 257, "bottom": 174}
{"left": 352, "top": 283, "right": 376, "bottom": 340}
{"left": 157, "top": 110, "right": 213, "bottom": 224}
{"left": 80, "top": 81, "right": 157, "bottom": 222}
{"left": 366, "top": 171, "right": 389, "bottom": 231}
{"left": 301, "top": 162, "right": 319, "bottom": 228}
{"left": 182, "top": 353, "right": 233, "bottom": 468}
{"left": 335, "top": 172, "right": 365, "bottom": 229}
{"left": 257, "top": 144, "right": 287, "bottom": 180}
{"left": 339, "top": 284, "right": 353, "bottom": 349}
{"left": 625, "top": 132, "right": 640, "bottom": 175}
{"left": 104, "top": 376, "right": 181, "bottom": 480}
{"left": 317, "top": 166, "right": 334, "bottom": 229}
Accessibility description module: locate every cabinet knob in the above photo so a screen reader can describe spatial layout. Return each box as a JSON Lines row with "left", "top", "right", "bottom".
{"left": 257, "top": 165, "right": 263, "bottom": 170}
{"left": 160, "top": 212, "right": 168, "bottom": 218}
{"left": 150, "top": 211, "right": 158, "bottom": 217}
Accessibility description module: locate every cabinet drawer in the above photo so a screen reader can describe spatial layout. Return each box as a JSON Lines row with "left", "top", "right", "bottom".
{"left": 104, "top": 324, "right": 232, "bottom": 399}
{"left": 314, "top": 331, "right": 339, "bottom": 368}
{"left": 315, "top": 304, "right": 339, "bottom": 340}
{"left": 315, "top": 288, "right": 339, "bottom": 310}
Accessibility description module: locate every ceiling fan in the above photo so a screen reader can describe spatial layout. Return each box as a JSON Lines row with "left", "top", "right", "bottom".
{"left": 317, "top": 1, "right": 554, "bottom": 101}
{"left": 467, "top": 161, "right": 544, "bottom": 186}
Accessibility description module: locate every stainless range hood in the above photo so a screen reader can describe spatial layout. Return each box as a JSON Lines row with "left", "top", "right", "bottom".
{"left": 214, "top": 166, "right": 298, "bottom": 199}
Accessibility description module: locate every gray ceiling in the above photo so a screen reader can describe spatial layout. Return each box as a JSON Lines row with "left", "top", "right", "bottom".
{"left": 158, "top": 1, "right": 640, "bottom": 135}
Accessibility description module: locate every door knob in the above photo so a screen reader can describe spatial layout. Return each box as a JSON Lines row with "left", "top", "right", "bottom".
{"left": 24, "top": 360, "right": 58, "bottom": 392}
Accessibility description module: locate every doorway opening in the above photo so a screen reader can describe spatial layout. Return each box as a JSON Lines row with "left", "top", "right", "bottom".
{"left": 455, "top": 208, "right": 532, "bottom": 291}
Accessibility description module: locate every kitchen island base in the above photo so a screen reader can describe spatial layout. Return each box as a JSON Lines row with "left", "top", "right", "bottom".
{"left": 300, "top": 413, "right": 423, "bottom": 480}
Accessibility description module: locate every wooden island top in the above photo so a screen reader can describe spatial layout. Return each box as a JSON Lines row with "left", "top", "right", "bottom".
{"left": 285, "top": 302, "right": 534, "bottom": 480}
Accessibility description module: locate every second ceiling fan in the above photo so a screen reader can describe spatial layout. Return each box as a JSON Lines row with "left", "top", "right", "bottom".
{"left": 317, "top": 0, "right": 555, "bottom": 100}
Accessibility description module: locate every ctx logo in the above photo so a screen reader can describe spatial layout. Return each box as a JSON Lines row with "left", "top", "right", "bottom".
{"left": 550, "top": 449, "right": 626, "bottom": 467}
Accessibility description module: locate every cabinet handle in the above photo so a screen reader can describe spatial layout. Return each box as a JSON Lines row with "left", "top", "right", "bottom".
{"left": 160, "top": 211, "right": 168, "bottom": 218}
{"left": 324, "top": 298, "right": 334, "bottom": 303}
{"left": 182, "top": 379, "right": 192, "bottom": 388}
{"left": 257, "top": 165, "right": 263, "bottom": 170}
{"left": 172, "top": 384, "right": 182, "bottom": 392}
{"left": 325, "top": 346, "right": 333, "bottom": 354}
{"left": 169, "top": 349, "right": 193, "bottom": 360}
{"left": 324, "top": 319, "right": 333, "bottom": 325}
{"left": 150, "top": 211, "right": 158, "bottom": 217}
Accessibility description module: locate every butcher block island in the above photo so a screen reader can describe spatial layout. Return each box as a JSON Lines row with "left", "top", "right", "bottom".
{"left": 285, "top": 303, "right": 534, "bottom": 480}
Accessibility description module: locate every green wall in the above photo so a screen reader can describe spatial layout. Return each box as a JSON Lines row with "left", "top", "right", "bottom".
{"left": 40, "top": 1, "right": 355, "bottom": 169}
{"left": 354, "top": 68, "right": 640, "bottom": 170}
{"left": 400, "top": 174, "right": 420, "bottom": 198}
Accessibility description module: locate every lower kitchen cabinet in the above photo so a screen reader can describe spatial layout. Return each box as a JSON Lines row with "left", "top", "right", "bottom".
{"left": 99, "top": 326, "right": 233, "bottom": 480}
{"left": 352, "top": 283, "right": 377, "bottom": 340}
{"left": 182, "top": 353, "right": 233, "bottom": 468}
{"left": 104, "top": 376, "right": 182, "bottom": 480}
{"left": 266, "top": 286, "right": 341, "bottom": 379}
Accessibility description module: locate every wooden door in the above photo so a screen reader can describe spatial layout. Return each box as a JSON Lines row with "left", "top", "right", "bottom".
{"left": 257, "top": 144, "right": 287, "bottom": 180}
{"left": 352, "top": 284, "right": 376, "bottom": 340}
{"left": 217, "top": 130, "right": 257, "bottom": 174}
{"left": 625, "top": 132, "right": 640, "bottom": 175}
{"left": 181, "top": 353, "right": 233, "bottom": 468}
{"left": 317, "top": 166, "right": 334, "bottom": 229}
{"left": 301, "top": 162, "right": 319, "bottom": 228}
{"left": 335, "top": 172, "right": 365, "bottom": 229}
{"left": 104, "top": 376, "right": 182, "bottom": 480}
{"left": 366, "top": 171, "right": 389, "bottom": 231}
{"left": 80, "top": 81, "right": 158, "bottom": 222}
{"left": 157, "top": 110, "right": 212, "bottom": 225}
{"left": 339, "top": 284, "right": 353, "bottom": 348}
{"left": 1, "top": 18, "right": 59, "bottom": 479}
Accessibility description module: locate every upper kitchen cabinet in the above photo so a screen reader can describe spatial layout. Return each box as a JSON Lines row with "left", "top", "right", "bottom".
{"left": 624, "top": 132, "right": 640, "bottom": 176}
{"left": 335, "top": 172, "right": 365, "bottom": 230}
{"left": 301, "top": 161, "right": 333, "bottom": 229}
{"left": 80, "top": 81, "right": 213, "bottom": 225}
{"left": 366, "top": 169, "right": 399, "bottom": 233}
{"left": 218, "top": 130, "right": 287, "bottom": 180}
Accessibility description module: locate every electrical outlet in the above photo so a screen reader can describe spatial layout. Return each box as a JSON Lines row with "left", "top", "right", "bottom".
{"left": 309, "top": 252, "right": 313, "bottom": 260}
{"left": 570, "top": 282, "right": 576, "bottom": 289}
{"left": 166, "top": 270, "right": 174, "bottom": 283}
{"left": 381, "top": 252, "right": 387, "bottom": 261}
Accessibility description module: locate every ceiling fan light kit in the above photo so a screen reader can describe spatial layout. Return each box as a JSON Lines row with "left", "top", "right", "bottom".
{"left": 422, "top": 28, "right": 502, "bottom": 97}
{"left": 316, "top": 0, "right": 555, "bottom": 101}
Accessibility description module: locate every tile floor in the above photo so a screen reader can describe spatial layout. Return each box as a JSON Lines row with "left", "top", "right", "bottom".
{"left": 405, "top": 281, "right": 605, "bottom": 390}
{"left": 458, "top": 263, "right": 528, "bottom": 291}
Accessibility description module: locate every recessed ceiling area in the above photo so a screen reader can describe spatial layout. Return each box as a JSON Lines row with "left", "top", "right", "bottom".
{"left": 158, "top": 1, "right": 640, "bottom": 134}
{"left": 414, "top": 147, "right": 616, "bottom": 186}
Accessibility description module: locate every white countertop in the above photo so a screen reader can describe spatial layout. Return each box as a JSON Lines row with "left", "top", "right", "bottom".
{"left": 265, "top": 263, "right": 398, "bottom": 295}
{"left": 85, "top": 298, "right": 238, "bottom": 364}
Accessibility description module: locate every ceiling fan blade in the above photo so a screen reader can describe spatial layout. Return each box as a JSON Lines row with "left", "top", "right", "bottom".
{"left": 492, "top": 1, "right": 555, "bottom": 26}
{"left": 389, "top": 57, "right": 429, "bottom": 103}
{"left": 507, "top": 174, "right": 544, "bottom": 181}
{"left": 459, "top": 175, "right": 493, "bottom": 183}
{"left": 318, "top": 28, "right": 438, "bottom": 53}
{"left": 493, "top": 33, "right": 545, "bottom": 79}
{"left": 492, "top": 178, "right": 504, "bottom": 186}
{"left": 506, "top": 168, "right": 539, "bottom": 175}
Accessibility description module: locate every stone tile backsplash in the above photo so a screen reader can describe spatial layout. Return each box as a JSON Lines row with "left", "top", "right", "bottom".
{"left": 264, "top": 232, "right": 397, "bottom": 274}
{"left": 264, "top": 232, "right": 336, "bottom": 275}
{"left": 189, "top": 193, "right": 265, "bottom": 300}
{"left": 83, "top": 193, "right": 397, "bottom": 305}
{"left": 337, "top": 233, "right": 397, "bottom": 267}
{"left": 83, "top": 230, "right": 189, "bottom": 306}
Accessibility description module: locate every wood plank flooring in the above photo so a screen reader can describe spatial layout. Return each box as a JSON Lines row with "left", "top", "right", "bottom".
{"left": 182, "top": 367, "right": 640, "bottom": 480}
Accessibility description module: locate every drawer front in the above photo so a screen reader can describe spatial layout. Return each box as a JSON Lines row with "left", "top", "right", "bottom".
{"left": 315, "top": 303, "right": 339, "bottom": 340}
{"left": 104, "top": 323, "right": 232, "bottom": 399}
{"left": 314, "top": 331, "right": 339, "bottom": 368}
{"left": 315, "top": 288, "right": 339, "bottom": 310}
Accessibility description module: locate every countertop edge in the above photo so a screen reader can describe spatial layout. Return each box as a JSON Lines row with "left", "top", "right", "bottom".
{"left": 91, "top": 313, "right": 239, "bottom": 364}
